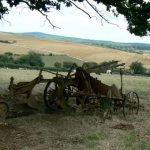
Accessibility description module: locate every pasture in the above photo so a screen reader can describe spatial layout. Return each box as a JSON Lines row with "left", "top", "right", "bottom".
{"left": 0, "top": 68, "right": 150, "bottom": 150}
{"left": 42, "top": 55, "right": 83, "bottom": 68}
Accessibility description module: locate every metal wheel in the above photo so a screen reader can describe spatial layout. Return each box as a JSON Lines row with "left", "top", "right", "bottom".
{"left": 123, "top": 91, "right": 139, "bottom": 117}
{"left": 0, "top": 102, "right": 9, "bottom": 119}
{"left": 64, "top": 83, "right": 79, "bottom": 105}
{"left": 43, "top": 80, "right": 60, "bottom": 109}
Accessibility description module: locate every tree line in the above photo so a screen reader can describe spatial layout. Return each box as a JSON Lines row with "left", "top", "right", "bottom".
{"left": 0, "top": 52, "right": 44, "bottom": 68}
{"left": 0, "top": 52, "right": 149, "bottom": 75}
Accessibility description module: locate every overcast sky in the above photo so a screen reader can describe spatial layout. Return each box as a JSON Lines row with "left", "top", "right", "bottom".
{"left": 0, "top": 2, "right": 150, "bottom": 44}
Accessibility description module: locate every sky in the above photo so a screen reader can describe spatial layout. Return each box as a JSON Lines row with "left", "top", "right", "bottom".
{"left": 0, "top": 2, "right": 150, "bottom": 44}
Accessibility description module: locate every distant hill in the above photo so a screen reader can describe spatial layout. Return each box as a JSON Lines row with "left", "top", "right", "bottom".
{"left": 22, "top": 32, "right": 150, "bottom": 53}
{"left": 0, "top": 31, "right": 150, "bottom": 69}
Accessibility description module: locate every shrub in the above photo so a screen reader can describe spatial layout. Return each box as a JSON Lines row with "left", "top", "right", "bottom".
{"left": 130, "top": 61, "right": 146, "bottom": 74}
{"left": 15, "top": 52, "right": 44, "bottom": 67}
{"left": 0, "top": 54, "right": 14, "bottom": 63}
{"left": 4, "top": 52, "right": 13, "bottom": 56}
{"left": 54, "top": 62, "right": 61, "bottom": 68}
{"left": 49, "top": 53, "right": 53, "bottom": 56}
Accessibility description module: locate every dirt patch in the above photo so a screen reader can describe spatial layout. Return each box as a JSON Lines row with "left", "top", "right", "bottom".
{"left": 111, "top": 123, "right": 134, "bottom": 130}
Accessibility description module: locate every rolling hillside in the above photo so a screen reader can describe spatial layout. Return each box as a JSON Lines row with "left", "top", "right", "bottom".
{"left": 22, "top": 32, "right": 150, "bottom": 52}
{"left": 0, "top": 31, "right": 150, "bottom": 68}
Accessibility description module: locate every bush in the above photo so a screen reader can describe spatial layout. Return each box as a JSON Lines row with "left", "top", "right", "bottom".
{"left": 15, "top": 52, "right": 44, "bottom": 67}
{"left": 54, "top": 62, "right": 61, "bottom": 68}
{"left": 4, "top": 52, "right": 13, "bottom": 56}
{"left": 49, "top": 53, "right": 53, "bottom": 56}
{"left": 0, "top": 54, "right": 14, "bottom": 63}
{"left": 130, "top": 61, "right": 146, "bottom": 74}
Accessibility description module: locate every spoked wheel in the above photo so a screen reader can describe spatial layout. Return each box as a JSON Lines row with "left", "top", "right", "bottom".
{"left": 123, "top": 91, "right": 140, "bottom": 117}
{"left": 64, "top": 83, "right": 79, "bottom": 106}
{"left": 0, "top": 102, "right": 9, "bottom": 119}
{"left": 64, "top": 84, "right": 77, "bottom": 99}
{"left": 43, "top": 80, "right": 60, "bottom": 109}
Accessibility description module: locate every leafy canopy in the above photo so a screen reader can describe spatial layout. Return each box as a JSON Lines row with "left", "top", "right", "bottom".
{"left": 130, "top": 61, "right": 146, "bottom": 74}
{"left": 0, "top": 0, "right": 150, "bottom": 36}
{"left": 15, "top": 52, "right": 44, "bottom": 67}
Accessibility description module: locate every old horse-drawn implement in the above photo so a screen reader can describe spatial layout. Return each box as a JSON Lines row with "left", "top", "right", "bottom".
{"left": 43, "top": 63, "right": 140, "bottom": 117}
{"left": 8, "top": 62, "right": 140, "bottom": 118}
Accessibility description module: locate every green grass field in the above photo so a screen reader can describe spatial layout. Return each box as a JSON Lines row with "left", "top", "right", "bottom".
{"left": 42, "top": 55, "right": 84, "bottom": 68}
{"left": 0, "top": 68, "right": 150, "bottom": 150}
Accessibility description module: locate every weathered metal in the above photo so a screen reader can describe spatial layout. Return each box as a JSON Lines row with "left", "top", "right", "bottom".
{"left": 7, "top": 62, "right": 139, "bottom": 118}
{"left": 8, "top": 70, "right": 43, "bottom": 99}
{"left": 43, "top": 64, "right": 140, "bottom": 118}
{"left": 0, "top": 102, "right": 9, "bottom": 120}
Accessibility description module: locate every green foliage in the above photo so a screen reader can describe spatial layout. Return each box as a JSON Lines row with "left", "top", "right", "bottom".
{"left": 4, "top": 52, "right": 13, "bottom": 56}
{"left": 130, "top": 61, "right": 146, "bottom": 74}
{"left": 0, "top": 52, "right": 45, "bottom": 69}
{"left": 49, "top": 53, "right": 53, "bottom": 56}
{"left": 15, "top": 52, "right": 44, "bottom": 67}
{"left": 0, "top": 54, "right": 14, "bottom": 63}
{"left": 54, "top": 62, "right": 61, "bottom": 68}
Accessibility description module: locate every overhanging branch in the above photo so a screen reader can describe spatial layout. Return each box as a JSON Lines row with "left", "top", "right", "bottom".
{"left": 21, "top": 0, "right": 60, "bottom": 29}
{"left": 85, "top": 0, "right": 120, "bottom": 28}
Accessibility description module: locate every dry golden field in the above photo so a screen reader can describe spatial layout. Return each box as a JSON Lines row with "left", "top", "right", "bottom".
{"left": 0, "top": 32, "right": 150, "bottom": 68}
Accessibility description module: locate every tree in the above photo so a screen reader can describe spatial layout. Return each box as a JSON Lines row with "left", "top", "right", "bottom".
{"left": 0, "top": 0, "right": 150, "bottom": 36}
{"left": 54, "top": 62, "right": 61, "bottom": 68}
{"left": 15, "top": 52, "right": 44, "bottom": 67}
{"left": 0, "top": 53, "right": 14, "bottom": 63}
{"left": 130, "top": 61, "right": 146, "bottom": 74}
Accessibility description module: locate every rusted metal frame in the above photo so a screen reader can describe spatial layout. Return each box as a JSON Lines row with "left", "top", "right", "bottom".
{"left": 65, "top": 63, "right": 77, "bottom": 79}
{"left": 42, "top": 69, "right": 66, "bottom": 77}
{"left": 9, "top": 70, "right": 43, "bottom": 99}
{"left": 120, "top": 69, "right": 123, "bottom": 95}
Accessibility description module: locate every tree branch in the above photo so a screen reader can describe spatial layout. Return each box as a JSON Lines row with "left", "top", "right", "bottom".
{"left": 37, "top": 9, "right": 61, "bottom": 29}
{"left": 67, "top": 0, "right": 93, "bottom": 19}
{"left": 21, "top": 0, "right": 60, "bottom": 29}
{"left": 85, "top": 0, "right": 120, "bottom": 28}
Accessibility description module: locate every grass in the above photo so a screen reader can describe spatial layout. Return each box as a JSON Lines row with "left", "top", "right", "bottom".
{"left": 68, "top": 132, "right": 108, "bottom": 149}
{"left": 121, "top": 131, "right": 150, "bottom": 150}
{"left": 93, "top": 73, "right": 150, "bottom": 100}
{"left": 42, "top": 55, "right": 83, "bottom": 68}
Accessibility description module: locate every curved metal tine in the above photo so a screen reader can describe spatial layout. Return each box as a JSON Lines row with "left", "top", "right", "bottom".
{"left": 66, "top": 63, "right": 78, "bottom": 79}
{"left": 42, "top": 69, "right": 65, "bottom": 77}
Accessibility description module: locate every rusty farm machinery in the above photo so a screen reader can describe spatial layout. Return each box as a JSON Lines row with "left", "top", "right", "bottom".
{"left": 43, "top": 63, "right": 140, "bottom": 117}
{"left": 3, "top": 61, "right": 140, "bottom": 119}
